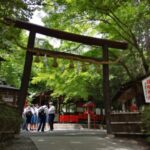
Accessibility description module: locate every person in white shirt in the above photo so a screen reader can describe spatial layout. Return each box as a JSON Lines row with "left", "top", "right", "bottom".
{"left": 30, "top": 104, "right": 39, "bottom": 131}
{"left": 23, "top": 105, "right": 33, "bottom": 131}
{"left": 48, "top": 102, "right": 55, "bottom": 131}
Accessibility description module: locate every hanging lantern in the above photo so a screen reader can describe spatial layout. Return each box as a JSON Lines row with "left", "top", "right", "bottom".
{"left": 96, "top": 65, "right": 101, "bottom": 73}
{"left": 43, "top": 54, "right": 48, "bottom": 67}
{"left": 89, "top": 64, "right": 95, "bottom": 73}
{"left": 61, "top": 65, "right": 65, "bottom": 73}
{"left": 34, "top": 53, "right": 40, "bottom": 63}
{"left": 69, "top": 60, "right": 74, "bottom": 69}
{"left": 76, "top": 62, "right": 81, "bottom": 75}
{"left": 81, "top": 62, "right": 87, "bottom": 72}
{"left": 52, "top": 57, "right": 58, "bottom": 67}
{"left": 44, "top": 54, "right": 47, "bottom": 63}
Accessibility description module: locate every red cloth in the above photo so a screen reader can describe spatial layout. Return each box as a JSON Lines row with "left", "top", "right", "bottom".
{"left": 130, "top": 104, "right": 138, "bottom": 112}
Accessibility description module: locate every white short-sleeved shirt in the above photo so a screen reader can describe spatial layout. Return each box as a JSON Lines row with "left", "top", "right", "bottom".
{"left": 48, "top": 105, "right": 55, "bottom": 114}
{"left": 38, "top": 105, "right": 48, "bottom": 115}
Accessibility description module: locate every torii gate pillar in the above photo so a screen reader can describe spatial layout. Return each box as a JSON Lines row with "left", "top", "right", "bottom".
{"left": 103, "top": 45, "right": 111, "bottom": 134}
{"left": 17, "top": 31, "right": 35, "bottom": 114}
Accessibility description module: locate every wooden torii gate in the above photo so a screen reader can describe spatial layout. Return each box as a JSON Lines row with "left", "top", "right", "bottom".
{"left": 4, "top": 18, "right": 128, "bottom": 134}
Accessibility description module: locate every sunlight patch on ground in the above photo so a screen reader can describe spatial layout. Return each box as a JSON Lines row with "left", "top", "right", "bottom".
{"left": 115, "top": 149, "right": 130, "bottom": 150}
{"left": 37, "top": 138, "right": 45, "bottom": 142}
{"left": 70, "top": 141, "right": 82, "bottom": 144}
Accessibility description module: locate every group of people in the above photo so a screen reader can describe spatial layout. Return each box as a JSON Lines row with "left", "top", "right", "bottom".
{"left": 22, "top": 102, "right": 55, "bottom": 132}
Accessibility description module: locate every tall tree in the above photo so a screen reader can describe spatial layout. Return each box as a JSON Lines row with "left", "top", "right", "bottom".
{"left": 0, "top": 0, "right": 43, "bottom": 51}
{"left": 27, "top": 0, "right": 148, "bottom": 103}
{"left": 0, "top": 0, "right": 43, "bottom": 86}
{"left": 42, "top": 0, "right": 150, "bottom": 79}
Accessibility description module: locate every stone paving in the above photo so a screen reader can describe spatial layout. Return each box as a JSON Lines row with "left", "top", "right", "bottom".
{"left": 1, "top": 134, "right": 37, "bottom": 150}
{"left": 2, "top": 129, "right": 150, "bottom": 150}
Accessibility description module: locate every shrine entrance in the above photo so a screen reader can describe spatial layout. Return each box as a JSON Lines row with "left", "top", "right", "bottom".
{"left": 4, "top": 18, "right": 128, "bottom": 134}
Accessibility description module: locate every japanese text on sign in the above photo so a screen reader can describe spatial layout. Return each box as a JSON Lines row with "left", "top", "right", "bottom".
{"left": 142, "top": 76, "right": 150, "bottom": 103}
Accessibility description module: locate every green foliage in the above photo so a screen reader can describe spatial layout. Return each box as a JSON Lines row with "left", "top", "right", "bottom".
{"left": 0, "top": 0, "right": 149, "bottom": 108}
{"left": 0, "top": 32, "right": 26, "bottom": 87}
{"left": 29, "top": 0, "right": 148, "bottom": 106}
{"left": 0, "top": 0, "right": 43, "bottom": 20}
{"left": 43, "top": 0, "right": 150, "bottom": 77}
{"left": 142, "top": 105, "right": 150, "bottom": 131}
{"left": 0, "top": 0, "right": 42, "bottom": 87}
{"left": 141, "top": 105, "right": 150, "bottom": 142}
{"left": 31, "top": 57, "right": 103, "bottom": 103}
{"left": 0, "top": 0, "right": 43, "bottom": 51}
{"left": 0, "top": 102, "right": 22, "bottom": 136}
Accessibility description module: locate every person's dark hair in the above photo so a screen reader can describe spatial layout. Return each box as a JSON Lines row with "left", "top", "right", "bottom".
{"left": 49, "top": 102, "right": 53, "bottom": 105}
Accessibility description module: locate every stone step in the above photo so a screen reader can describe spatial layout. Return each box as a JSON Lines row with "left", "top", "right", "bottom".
{"left": 54, "top": 123, "right": 84, "bottom": 130}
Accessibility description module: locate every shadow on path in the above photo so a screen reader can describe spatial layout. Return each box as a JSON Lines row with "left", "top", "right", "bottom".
{"left": 2, "top": 129, "right": 150, "bottom": 150}
{"left": 2, "top": 134, "right": 37, "bottom": 150}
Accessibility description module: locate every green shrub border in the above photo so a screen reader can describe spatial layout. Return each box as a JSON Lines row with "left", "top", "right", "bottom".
{"left": 141, "top": 105, "right": 150, "bottom": 142}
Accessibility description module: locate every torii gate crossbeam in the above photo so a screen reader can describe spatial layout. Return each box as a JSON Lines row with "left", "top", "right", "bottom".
{"left": 4, "top": 18, "right": 128, "bottom": 134}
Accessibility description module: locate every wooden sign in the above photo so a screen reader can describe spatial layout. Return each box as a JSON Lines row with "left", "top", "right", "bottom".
{"left": 142, "top": 76, "right": 150, "bottom": 103}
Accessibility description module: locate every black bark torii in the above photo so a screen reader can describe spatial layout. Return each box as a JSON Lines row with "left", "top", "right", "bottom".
{"left": 4, "top": 18, "right": 128, "bottom": 134}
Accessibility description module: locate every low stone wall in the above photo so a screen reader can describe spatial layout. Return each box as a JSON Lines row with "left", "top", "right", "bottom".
{"left": 0, "top": 102, "right": 22, "bottom": 144}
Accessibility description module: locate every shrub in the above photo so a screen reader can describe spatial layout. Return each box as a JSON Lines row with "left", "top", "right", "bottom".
{"left": 0, "top": 102, "right": 22, "bottom": 142}
{"left": 141, "top": 105, "right": 150, "bottom": 142}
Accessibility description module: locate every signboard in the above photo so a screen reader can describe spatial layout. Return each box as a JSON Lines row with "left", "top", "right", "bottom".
{"left": 2, "top": 95, "right": 13, "bottom": 102}
{"left": 142, "top": 76, "right": 150, "bottom": 103}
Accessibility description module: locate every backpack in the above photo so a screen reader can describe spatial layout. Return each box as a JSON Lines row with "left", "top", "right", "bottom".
{"left": 26, "top": 111, "right": 32, "bottom": 117}
{"left": 39, "top": 109, "right": 46, "bottom": 117}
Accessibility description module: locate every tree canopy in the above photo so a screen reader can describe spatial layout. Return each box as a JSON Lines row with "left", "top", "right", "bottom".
{"left": 0, "top": 0, "right": 149, "bottom": 105}
{"left": 0, "top": 0, "right": 42, "bottom": 86}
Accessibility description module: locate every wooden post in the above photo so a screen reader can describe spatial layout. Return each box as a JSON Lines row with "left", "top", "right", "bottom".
{"left": 87, "top": 112, "right": 91, "bottom": 129}
{"left": 102, "top": 45, "right": 112, "bottom": 134}
{"left": 17, "top": 31, "right": 35, "bottom": 114}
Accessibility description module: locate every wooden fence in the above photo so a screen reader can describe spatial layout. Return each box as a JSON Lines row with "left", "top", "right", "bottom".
{"left": 110, "top": 112, "right": 145, "bottom": 135}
